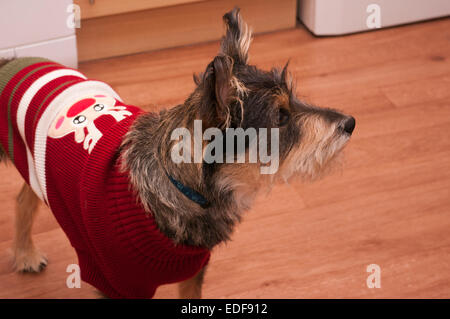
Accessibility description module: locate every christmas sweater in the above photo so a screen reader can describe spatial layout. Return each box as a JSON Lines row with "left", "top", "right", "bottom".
{"left": 0, "top": 58, "right": 210, "bottom": 298}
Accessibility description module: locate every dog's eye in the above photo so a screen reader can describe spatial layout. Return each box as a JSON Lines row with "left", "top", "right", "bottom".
{"left": 278, "top": 108, "right": 290, "bottom": 126}
{"left": 93, "top": 103, "right": 105, "bottom": 112}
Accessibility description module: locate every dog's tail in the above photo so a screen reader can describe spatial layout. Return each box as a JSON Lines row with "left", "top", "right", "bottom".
{"left": 0, "top": 58, "right": 14, "bottom": 163}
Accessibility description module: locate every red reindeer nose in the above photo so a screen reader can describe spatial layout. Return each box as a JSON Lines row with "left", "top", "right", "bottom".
{"left": 67, "top": 98, "right": 96, "bottom": 117}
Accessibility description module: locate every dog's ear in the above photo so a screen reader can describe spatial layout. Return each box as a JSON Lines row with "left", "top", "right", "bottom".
{"left": 213, "top": 55, "right": 234, "bottom": 119}
{"left": 220, "top": 8, "right": 252, "bottom": 65}
{"left": 200, "top": 55, "right": 236, "bottom": 128}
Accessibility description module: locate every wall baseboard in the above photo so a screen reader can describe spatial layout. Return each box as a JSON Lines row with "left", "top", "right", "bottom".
{"left": 76, "top": 0, "right": 297, "bottom": 62}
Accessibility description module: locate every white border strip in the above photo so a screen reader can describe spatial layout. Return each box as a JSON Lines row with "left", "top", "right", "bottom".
{"left": 33, "top": 80, "right": 122, "bottom": 203}
{"left": 16, "top": 69, "right": 86, "bottom": 200}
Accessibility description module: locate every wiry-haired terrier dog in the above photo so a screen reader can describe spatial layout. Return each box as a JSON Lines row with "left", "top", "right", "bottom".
{"left": 0, "top": 8, "right": 354, "bottom": 298}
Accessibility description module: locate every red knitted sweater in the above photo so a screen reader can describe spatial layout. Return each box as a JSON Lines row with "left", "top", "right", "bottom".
{"left": 0, "top": 58, "right": 210, "bottom": 298}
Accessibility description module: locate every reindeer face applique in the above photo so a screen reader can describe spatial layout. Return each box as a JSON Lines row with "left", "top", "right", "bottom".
{"left": 48, "top": 95, "right": 132, "bottom": 153}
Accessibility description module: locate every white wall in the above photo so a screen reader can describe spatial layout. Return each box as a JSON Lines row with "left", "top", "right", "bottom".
{"left": 0, "top": 0, "right": 78, "bottom": 68}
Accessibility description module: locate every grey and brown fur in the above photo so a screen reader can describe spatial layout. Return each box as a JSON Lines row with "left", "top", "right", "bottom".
{"left": 120, "top": 8, "right": 355, "bottom": 248}
{"left": 1, "top": 8, "right": 355, "bottom": 298}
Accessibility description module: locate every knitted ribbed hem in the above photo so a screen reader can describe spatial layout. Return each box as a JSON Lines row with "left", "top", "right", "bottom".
{"left": 79, "top": 112, "right": 143, "bottom": 298}
{"left": 76, "top": 250, "right": 124, "bottom": 299}
{"left": 79, "top": 111, "right": 210, "bottom": 298}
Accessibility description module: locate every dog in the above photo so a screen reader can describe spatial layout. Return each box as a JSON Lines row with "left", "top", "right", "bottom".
{"left": 0, "top": 8, "right": 355, "bottom": 298}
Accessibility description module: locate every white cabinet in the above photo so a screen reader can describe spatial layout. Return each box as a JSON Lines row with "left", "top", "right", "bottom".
{"left": 298, "top": 0, "right": 450, "bottom": 36}
{"left": 0, "top": 0, "right": 78, "bottom": 68}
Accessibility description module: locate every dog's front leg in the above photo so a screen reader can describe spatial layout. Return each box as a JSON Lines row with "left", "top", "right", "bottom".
{"left": 178, "top": 265, "right": 207, "bottom": 299}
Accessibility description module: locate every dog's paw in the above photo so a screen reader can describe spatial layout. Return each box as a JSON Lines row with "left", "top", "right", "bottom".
{"left": 14, "top": 249, "right": 48, "bottom": 273}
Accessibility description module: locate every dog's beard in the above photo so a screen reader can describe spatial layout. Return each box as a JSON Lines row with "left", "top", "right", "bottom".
{"left": 278, "top": 120, "right": 350, "bottom": 183}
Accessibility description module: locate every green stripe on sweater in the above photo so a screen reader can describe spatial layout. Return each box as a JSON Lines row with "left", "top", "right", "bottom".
{"left": 8, "top": 64, "right": 55, "bottom": 163}
{"left": 0, "top": 57, "right": 52, "bottom": 98}
{"left": 0, "top": 58, "right": 56, "bottom": 163}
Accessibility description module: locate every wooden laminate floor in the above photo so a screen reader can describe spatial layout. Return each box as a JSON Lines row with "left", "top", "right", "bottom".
{"left": 0, "top": 18, "right": 449, "bottom": 298}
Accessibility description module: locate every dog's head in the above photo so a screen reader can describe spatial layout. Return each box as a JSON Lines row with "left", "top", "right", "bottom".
{"left": 121, "top": 8, "right": 356, "bottom": 246}
{"left": 190, "top": 9, "right": 355, "bottom": 198}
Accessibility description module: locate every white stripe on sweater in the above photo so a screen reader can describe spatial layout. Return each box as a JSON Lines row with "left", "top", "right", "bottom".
{"left": 16, "top": 69, "right": 86, "bottom": 200}
{"left": 33, "top": 80, "right": 122, "bottom": 203}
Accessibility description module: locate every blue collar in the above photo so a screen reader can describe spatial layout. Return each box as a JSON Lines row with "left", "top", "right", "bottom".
{"left": 167, "top": 174, "right": 210, "bottom": 208}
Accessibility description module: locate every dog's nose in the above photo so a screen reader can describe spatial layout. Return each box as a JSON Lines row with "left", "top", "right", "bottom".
{"left": 341, "top": 116, "right": 355, "bottom": 135}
